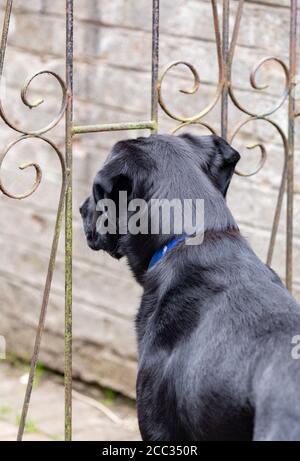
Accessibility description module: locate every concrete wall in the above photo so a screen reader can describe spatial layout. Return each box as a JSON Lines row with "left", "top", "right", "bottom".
{"left": 0, "top": 0, "right": 299, "bottom": 398}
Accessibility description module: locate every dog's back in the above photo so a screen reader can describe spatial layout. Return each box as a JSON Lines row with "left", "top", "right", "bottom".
{"left": 137, "top": 231, "right": 300, "bottom": 441}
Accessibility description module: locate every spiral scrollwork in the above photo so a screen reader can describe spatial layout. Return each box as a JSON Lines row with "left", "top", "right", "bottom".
{"left": 229, "top": 117, "right": 288, "bottom": 265}
{"left": 0, "top": 70, "right": 68, "bottom": 136}
{"left": 230, "top": 135, "right": 268, "bottom": 178}
{"left": 229, "top": 117, "right": 288, "bottom": 176}
{"left": 229, "top": 57, "right": 290, "bottom": 118}
{"left": 0, "top": 1, "right": 67, "bottom": 135}
{"left": 234, "top": 142, "right": 267, "bottom": 178}
{"left": 0, "top": 135, "right": 66, "bottom": 200}
{"left": 157, "top": 60, "right": 224, "bottom": 123}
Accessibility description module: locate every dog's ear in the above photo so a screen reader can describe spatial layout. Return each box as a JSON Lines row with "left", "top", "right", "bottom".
{"left": 181, "top": 134, "right": 240, "bottom": 196}
{"left": 209, "top": 136, "right": 240, "bottom": 196}
{"left": 93, "top": 170, "right": 132, "bottom": 204}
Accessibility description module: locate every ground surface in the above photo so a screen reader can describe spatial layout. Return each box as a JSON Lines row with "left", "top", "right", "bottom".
{"left": 0, "top": 362, "right": 140, "bottom": 441}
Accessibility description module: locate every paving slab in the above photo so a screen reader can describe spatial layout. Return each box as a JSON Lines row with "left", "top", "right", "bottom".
{"left": 0, "top": 363, "right": 140, "bottom": 441}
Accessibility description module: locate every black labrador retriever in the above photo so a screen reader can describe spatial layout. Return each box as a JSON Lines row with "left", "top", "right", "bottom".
{"left": 80, "top": 134, "right": 300, "bottom": 441}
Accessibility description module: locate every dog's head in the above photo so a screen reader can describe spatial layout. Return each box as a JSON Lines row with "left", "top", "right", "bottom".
{"left": 80, "top": 134, "right": 240, "bottom": 281}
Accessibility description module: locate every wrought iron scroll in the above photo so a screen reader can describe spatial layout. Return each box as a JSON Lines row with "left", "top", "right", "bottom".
{"left": 0, "top": 0, "right": 297, "bottom": 442}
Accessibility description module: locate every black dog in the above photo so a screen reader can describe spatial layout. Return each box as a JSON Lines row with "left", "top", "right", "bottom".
{"left": 80, "top": 134, "right": 300, "bottom": 441}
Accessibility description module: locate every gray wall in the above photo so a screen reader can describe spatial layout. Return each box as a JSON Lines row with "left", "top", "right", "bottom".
{"left": 0, "top": 0, "right": 299, "bottom": 398}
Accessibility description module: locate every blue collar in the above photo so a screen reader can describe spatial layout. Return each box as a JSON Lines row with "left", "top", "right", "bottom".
{"left": 148, "top": 235, "right": 186, "bottom": 270}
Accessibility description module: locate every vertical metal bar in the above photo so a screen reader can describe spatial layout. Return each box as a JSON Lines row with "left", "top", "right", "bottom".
{"left": 65, "top": 0, "right": 73, "bottom": 441}
{"left": 221, "top": 0, "right": 230, "bottom": 140}
{"left": 286, "top": 0, "right": 297, "bottom": 292}
{"left": 17, "top": 143, "right": 66, "bottom": 441}
{"left": 0, "top": 0, "right": 13, "bottom": 78}
{"left": 211, "top": 0, "right": 224, "bottom": 82}
{"left": 151, "top": 0, "right": 160, "bottom": 133}
{"left": 227, "top": 0, "right": 244, "bottom": 70}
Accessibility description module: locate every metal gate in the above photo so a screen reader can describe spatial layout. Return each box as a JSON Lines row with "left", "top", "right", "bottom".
{"left": 0, "top": 0, "right": 298, "bottom": 441}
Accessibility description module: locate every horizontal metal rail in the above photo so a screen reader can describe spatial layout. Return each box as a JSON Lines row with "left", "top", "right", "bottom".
{"left": 73, "top": 120, "right": 157, "bottom": 135}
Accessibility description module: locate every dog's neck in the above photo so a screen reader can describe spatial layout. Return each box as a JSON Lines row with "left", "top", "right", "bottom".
{"left": 124, "top": 225, "right": 241, "bottom": 286}
{"left": 123, "top": 193, "right": 240, "bottom": 284}
{"left": 135, "top": 225, "right": 244, "bottom": 347}
{"left": 147, "top": 228, "right": 241, "bottom": 271}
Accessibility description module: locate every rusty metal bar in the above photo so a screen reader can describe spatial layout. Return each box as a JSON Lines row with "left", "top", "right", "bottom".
{"left": 221, "top": 0, "right": 230, "bottom": 140}
{"left": 227, "top": 0, "right": 244, "bottom": 70}
{"left": 65, "top": 0, "right": 73, "bottom": 442}
{"left": 73, "top": 120, "right": 156, "bottom": 135}
{"left": 16, "top": 138, "right": 66, "bottom": 441}
{"left": 0, "top": 0, "right": 12, "bottom": 77}
{"left": 211, "top": 0, "right": 223, "bottom": 81}
{"left": 151, "top": 0, "right": 160, "bottom": 133}
{"left": 286, "top": 0, "right": 297, "bottom": 292}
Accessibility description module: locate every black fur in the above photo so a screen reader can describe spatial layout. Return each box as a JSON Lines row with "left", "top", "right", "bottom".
{"left": 80, "top": 134, "right": 300, "bottom": 441}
